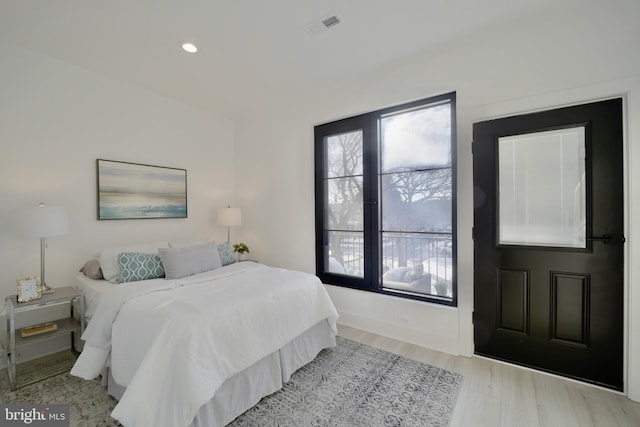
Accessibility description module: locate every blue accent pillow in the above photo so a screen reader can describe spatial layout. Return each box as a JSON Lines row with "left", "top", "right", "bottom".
{"left": 118, "top": 252, "right": 165, "bottom": 283}
{"left": 217, "top": 242, "right": 237, "bottom": 266}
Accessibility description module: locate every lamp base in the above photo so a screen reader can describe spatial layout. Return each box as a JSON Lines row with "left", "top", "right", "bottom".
{"left": 39, "top": 284, "right": 55, "bottom": 295}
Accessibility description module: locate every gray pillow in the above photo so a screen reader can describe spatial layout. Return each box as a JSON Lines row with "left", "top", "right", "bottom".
{"left": 79, "top": 259, "right": 104, "bottom": 280}
{"left": 158, "top": 242, "right": 222, "bottom": 279}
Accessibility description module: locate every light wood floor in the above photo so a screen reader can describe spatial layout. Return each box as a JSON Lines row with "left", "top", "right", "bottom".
{"left": 337, "top": 324, "right": 640, "bottom": 427}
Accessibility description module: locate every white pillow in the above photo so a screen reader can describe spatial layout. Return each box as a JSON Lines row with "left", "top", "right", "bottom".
{"left": 91, "top": 241, "right": 170, "bottom": 283}
{"left": 159, "top": 241, "right": 222, "bottom": 279}
{"left": 168, "top": 240, "right": 213, "bottom": 248}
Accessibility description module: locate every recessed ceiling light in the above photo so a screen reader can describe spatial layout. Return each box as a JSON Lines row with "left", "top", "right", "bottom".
{"left": 181, "top": 42, "right": 198, "bottom": 53}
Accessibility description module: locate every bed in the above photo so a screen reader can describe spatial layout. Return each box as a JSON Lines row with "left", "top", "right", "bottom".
{"left": 70, "top": 242, "right": 339, "bottom": 427}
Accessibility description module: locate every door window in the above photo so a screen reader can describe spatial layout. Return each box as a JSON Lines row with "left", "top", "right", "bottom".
{"left": 498, "top": 126, "right": 586, "bottom": 248}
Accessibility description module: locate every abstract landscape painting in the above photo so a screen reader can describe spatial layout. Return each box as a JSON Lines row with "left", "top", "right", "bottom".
{"left": 97, "top": 159, "right": 187, "bottom": 220}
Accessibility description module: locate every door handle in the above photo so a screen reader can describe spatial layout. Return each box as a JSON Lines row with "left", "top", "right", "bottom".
{"left": 587, "top": 235, "right": 626, "bottom": 244}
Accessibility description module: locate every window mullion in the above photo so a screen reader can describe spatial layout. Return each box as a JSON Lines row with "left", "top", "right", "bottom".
{"left": 361, "top": 114, "right": 379, "bottom": 290}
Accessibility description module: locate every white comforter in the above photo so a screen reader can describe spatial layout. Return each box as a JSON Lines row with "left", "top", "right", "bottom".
{"left": 71, "top": 262, "right": 338, "bottom": 427}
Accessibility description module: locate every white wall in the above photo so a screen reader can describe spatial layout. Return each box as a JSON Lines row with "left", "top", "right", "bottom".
{"left": 235, "top": 3, "right": 640, "bottom": 400}
{"left": 0, "top": 40, "right": 235, "bottom": 321}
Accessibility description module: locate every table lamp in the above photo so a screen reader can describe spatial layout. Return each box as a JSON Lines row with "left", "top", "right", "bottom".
{"left": 217, "top": 206, "right": 242, "bottom": 243}
{"left": 15, "top": 203, "right": 70, "bottom": 294}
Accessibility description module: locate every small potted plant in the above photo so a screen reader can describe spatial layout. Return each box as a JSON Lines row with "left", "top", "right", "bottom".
{"left": 233, "top": 243, "right": 250, "bottom": 261}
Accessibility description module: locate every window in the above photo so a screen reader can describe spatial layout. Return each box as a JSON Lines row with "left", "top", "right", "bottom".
{"left": 315, "top": 92, "right": 457, "bottom": 305}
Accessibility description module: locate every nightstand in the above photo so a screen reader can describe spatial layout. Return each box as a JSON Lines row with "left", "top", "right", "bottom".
{"left": 5, "top": 286, "right": 85, "bottom": 390}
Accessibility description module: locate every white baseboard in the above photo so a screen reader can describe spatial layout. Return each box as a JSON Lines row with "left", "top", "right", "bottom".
{"left": 337, "top": 310, "right": 459, "bottom": 355}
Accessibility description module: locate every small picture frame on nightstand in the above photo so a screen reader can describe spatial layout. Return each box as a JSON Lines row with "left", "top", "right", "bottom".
{"left": 17, "top": 276, "right": 41, "bottom": 302}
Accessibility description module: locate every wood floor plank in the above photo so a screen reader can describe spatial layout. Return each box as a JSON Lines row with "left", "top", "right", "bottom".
{"left": 532, "top": 373, "right": 581, "bottom": 427}
{"left": 468, "top": 357, "right": 503, "bottom": 398}
{"left": 455, "top": 390, "right": 501, "bottom": 427}
{"left": 337, "top": 324, "right": 640, "bottom": 426}
{"left": 500, "top": 364, "right": 540, "bottom": 427}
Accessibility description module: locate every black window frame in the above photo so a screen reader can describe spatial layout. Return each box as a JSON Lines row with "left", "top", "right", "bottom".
{"left": 314, "top": 92, "right": 457, "bottom": 306}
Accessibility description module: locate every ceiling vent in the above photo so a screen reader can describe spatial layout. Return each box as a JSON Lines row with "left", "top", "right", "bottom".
{"left": 307, "top": 13, "right": 341, "bottom": 35}
{"left": 322, "top": 15, "right": 340, "bottom": 28}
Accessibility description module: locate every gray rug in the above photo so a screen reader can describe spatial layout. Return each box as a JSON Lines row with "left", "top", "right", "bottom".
{"left": 1, "top": 337, "right": 462, "bottom": 426}
{"left": 0, "top": 351, "right": 120, "bottom": 426}
{"left": 230, "top": 337, "right": 463, "bottom": 426}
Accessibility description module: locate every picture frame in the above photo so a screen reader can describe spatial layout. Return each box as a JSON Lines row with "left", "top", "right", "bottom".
{"left": 96, "top": 159, "right": 187, "bottom": 220}
{"left": 17, "top": 276, "right": 41, "bottom": 303}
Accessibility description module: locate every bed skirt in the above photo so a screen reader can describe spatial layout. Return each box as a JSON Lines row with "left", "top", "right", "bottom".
{"left": 107, "top": 319, "right": 336, "bottom": 427}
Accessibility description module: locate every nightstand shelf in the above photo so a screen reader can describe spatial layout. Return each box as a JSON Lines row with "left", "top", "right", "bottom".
{"left": 14, "top": 318, "right": 81, "bottom": 347}
{"left": 5, "top": 286, "right": 85, "bottom": 390}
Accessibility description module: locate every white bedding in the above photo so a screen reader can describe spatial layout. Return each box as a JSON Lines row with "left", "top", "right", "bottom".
{"left": 71, "top": 262, "right": 338, "bottom": 427}
{"left": 74, "top": 273, "right": 114, "bottom": 320}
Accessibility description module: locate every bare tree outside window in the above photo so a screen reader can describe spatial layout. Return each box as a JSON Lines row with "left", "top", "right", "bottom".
{"left": 325, "top": 131, "right": 364, "bottom": 276}
{"left": 380, "top": 104, "right": 453, "bottom": 298}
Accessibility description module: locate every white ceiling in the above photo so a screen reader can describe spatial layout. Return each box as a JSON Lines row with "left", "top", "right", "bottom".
{"left": 0, "top": 0, "right": 587, "bottom": 119}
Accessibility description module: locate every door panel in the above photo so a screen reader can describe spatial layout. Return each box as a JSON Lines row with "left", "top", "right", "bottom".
{"left": 473, "top": 98, "right": 623, "bottom": 390}
{"left": 550, "top": 272, "right": 590, "bottom": 346}
{"left": 497, "top": 268, "right": 529, "bottom": 334}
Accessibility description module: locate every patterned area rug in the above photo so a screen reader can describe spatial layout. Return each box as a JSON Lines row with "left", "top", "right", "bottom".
{"left": 1, "top": 337, "right": 462, "bottom": 427}
{"left": 0, "top": 351, "right": 120, "bottom": 426}
{"left": 230, "top": 337, "right": 463, "bottom": 426}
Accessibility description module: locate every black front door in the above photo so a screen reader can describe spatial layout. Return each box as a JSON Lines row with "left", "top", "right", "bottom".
{"left": 473, "top": 98, "right": 624, "bottom": 390}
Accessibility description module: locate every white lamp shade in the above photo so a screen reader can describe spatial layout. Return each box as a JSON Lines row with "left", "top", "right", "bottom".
{"left": 15, "top": 205, "right": 70, "bottom": 238}
{"left": 217, "top": 207, "right": 242, "bottom": 226}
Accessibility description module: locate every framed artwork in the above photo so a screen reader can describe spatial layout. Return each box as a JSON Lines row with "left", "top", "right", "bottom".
{"left": 97, "top": 159, "right": 187, "bottom": 220}
{"left": 17, "top": 276, "right": 41, "bottom": 302}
